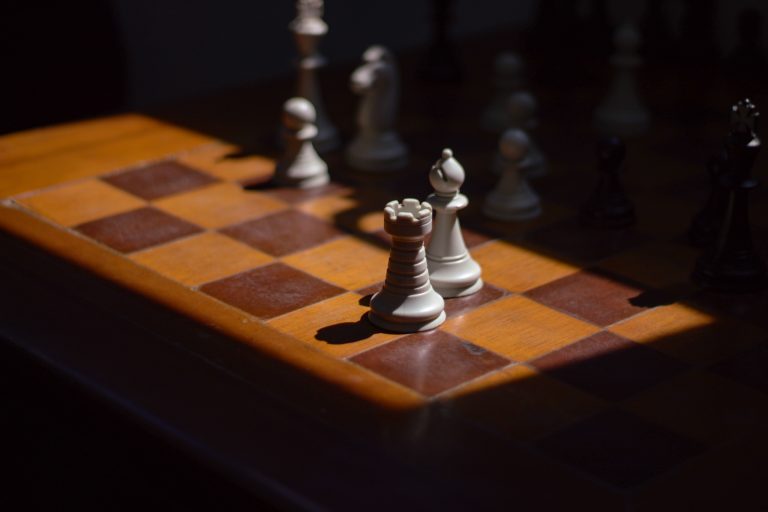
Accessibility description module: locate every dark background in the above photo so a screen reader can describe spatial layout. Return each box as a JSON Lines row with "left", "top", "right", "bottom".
{"left": 2, "top": 0, "right": 767, "bottom": 135}
{"left": 3, "top": 0, "right": 768, "bottom": 509}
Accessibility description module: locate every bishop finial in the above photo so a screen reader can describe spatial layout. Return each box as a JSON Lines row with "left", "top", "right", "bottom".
{"left": 429, "top": 148, "right": 465, "bottom": 194}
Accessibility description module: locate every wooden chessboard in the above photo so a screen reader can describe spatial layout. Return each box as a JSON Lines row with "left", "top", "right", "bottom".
{"left": 3, "top": 36, "right": 768, "bottom": 509}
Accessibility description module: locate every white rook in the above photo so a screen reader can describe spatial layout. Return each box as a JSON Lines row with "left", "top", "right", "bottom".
{"left": 369, "top": 199, "right": 445, "bottom": 333}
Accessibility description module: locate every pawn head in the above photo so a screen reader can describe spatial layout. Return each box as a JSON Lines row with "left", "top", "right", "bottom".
{"left": 429, "top": 148, "right": 465, "bottom": 194}
{"left": 283, "top": 97, "right": 316, "bottom": 129}
{"left": 499, "top": 129, "right": 530, "bottom": 161}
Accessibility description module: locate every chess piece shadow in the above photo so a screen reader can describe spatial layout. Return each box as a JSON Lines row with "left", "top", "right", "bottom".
{"left": 315, "top": 313, "right": 380, "bottom": 345}
{"left": 628, "top": 283, "right": 694, "bottom": 308}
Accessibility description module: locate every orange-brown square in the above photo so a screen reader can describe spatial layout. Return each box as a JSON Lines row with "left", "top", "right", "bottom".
{"left": 471, "top": 240, "right": 579, "bottom": 293}
{"left": 268, "top": 292, "right": 402, "bottom": 358}
{"left": 442, "top": 295, "right": 599, "bottom": 361}
{"left": 283, "top": 236, "right": 389, "bottom": 291}
{"left": 154, "top": 182, "right": 286, "bottom": 228}
{"left": 16, "top": 179, "right": 145, "bottom": 227}
{"left": 130, "top": 232, "right": 272, "bottom": 286}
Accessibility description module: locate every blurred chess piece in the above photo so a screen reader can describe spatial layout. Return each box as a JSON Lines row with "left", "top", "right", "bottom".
{"left": 594, "top": 22, "right": 650, "bottom": 137}
{"left": 426, "top": 149, "right": 483, "bottom": 298}
{"left": 290, "top": 0, "right": 339, "bottom": 152}
{"left": 484, "top": 129, "right": 542, "bottom": 221}
{"left": 580, "top": 136, "right": 635, "bottom": 228}
{"left": 273, "top": 97, "right": 329, "bottom": 188}
{"left": 346, "top": 46, "right": 408, "bottom": 171}
{"left": 492, "top": 91, "right": 547, "bottom": 178}
{"left": 692, "top": 99, "right": 767, "bottom": 292}
{"left": 688, "top": 152, "right": 728, "bottom": 247}
{"left": 369, "top": 199, "right": 445, "bottom": 332}
{"left": 481, "top": 52, "right": 525, "bottom": 132}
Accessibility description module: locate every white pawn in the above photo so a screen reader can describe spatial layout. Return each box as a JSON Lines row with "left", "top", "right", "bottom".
{"left": 482, "top": 52, "right": 525, "bottom": 132}
{"left": 369, "top": 199, "right": 445, "bottom": 333}
{"left": 593, "top": 21, "right": 650, "bottom": 136}
{"left": 273, "top": 98, "right": 329, "bottom": 188}
{"left": 426, "top": 149, "right": 483, "bottom": 298}
{"left": 484, "top": 129, "right": 542, "bottom": 221}
{"left": 492, "top": 91, "right": 548, "bottom": 178}
{"left": 346, "top": 45, "right": 408, "bottom": 171}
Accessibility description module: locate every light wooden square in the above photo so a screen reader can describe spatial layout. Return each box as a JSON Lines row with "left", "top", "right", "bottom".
{"left": 154, "top": 182, "right": 286, "bottom": 228}
{"left": 268, "top": 292, "right": 402, "bottom": 358}
{"left": 283, "top": 236, "right": 389, "bottom": 290}
{"left": 442, "top": 295, "right": 599, "bottom": 361}
{"left": 471, "top": 240, "right": 579, "bottom": 293}
{"left": 609, "top": 303, "right": 766, "bottom": 365}
{"left": 130, "top": 232, "right": 272, "bottom": 286}
{"left": 16, "top": 179, "right": 144, "bottom": 227}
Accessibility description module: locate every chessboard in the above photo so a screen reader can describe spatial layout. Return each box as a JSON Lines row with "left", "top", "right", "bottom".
{"left": 3, "top": 35, "right": 768, "bottom": 511}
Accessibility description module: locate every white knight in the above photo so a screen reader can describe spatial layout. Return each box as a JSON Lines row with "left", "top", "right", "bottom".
{"left": 346, "top": 45, "right": 408, "bottom": 171}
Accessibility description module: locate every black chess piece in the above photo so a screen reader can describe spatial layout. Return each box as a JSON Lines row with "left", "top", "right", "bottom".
{"left": 692, "top": 99, "right": 767, "bottom": 292}
{"left": 580, "top": 136, "right": 636, "bottom": 228}
{"left": 688, "top": 151, "right": 728, "bottom": 248}
{"left": 419, "top": 0, "right": 462, "bottom": 83}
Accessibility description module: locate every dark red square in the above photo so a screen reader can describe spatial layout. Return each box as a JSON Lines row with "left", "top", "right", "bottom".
{"left": 526, "top": 270, "right": 649, "bottom": 327}
{"left": 75, "top": 207, "right": 202, "bottom": 253}
{"left": 200, "top": 263, "right": 344, "bottom": 319}
{"left": 220, "top": 209, "right": 344, "bottom": 257}
{"left": 350, "top": 330, "right": 509, "bottom": 397}
{"left": 532, "top": 331, "right": 687, "bottom": 401}
{"left": 103, "top": 161, "right": 218, "bottom": 200}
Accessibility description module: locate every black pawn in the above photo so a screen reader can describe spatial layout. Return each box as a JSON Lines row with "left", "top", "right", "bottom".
{"left": 580, "top": 136, "right": 635, "bottom": 228}
{"left": 692, "top": 99, "right": 767, "bottom": 292}
{"left": 688, "top": 151, "right": 728, "bottom": 247}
